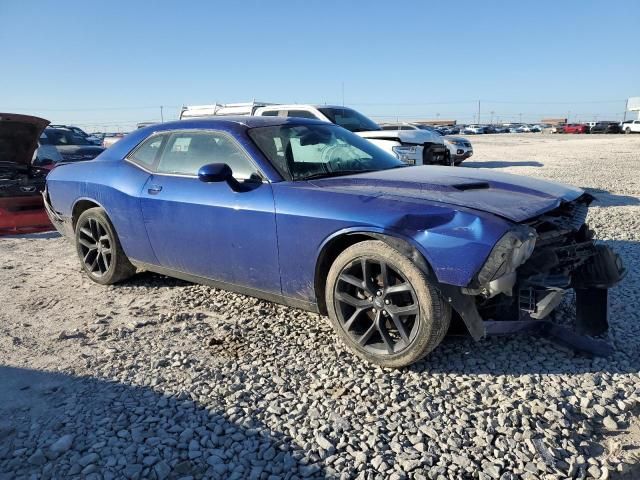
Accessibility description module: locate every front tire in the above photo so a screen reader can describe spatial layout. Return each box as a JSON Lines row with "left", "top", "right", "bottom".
{"left": 75, "top": 207, "right": 135, "bottom": 285}
{"left": 325, "top": 240, "right": 450, "bottom": 368}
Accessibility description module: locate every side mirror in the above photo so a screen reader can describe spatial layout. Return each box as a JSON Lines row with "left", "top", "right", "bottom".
{"left": 198, "top": 163, "right": 246, "bottom": 191}
{"left": 198, "top": 163, "right": 233, "bottom": 183}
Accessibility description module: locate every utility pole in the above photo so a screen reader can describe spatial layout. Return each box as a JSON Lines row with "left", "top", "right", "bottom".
{"left": 490, "top": 111, "right": 495, "bottom": 124}
{"left": 477, "top": 100, "right": 481, "bottom": 124}
{"left": 341, "top": 82, "right": 345, "bottom": 107}
{"left": 160, "top": 106, "right": 164, "bottom": 122}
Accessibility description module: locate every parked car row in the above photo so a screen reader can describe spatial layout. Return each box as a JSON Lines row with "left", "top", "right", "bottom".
{"left": 453, "top": 120, "right": 640, "bottom": 135}
{"left": 553, "top": 121, "right": 640, "bottom": 134}
{"left": 457, "top": 123, "right": 548, "bottom": 134}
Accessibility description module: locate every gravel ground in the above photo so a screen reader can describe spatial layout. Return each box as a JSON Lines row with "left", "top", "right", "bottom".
{"left": 1, "top": 133, "right": 639, "bottom": 480}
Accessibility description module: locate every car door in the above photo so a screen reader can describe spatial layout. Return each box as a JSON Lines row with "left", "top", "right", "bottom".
{"left": 139, "top": 129, "right": 281, "bottom": 293}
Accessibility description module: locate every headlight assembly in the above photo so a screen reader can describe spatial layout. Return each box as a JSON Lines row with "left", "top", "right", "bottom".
{"left": 391, "top": 145, "right": 418, "bottom": 163}
{"left": 476, "top": 226, "right": 537, "bottom": 286}
{"left": 391, "top": 145, "right": 417, "bottom": 156}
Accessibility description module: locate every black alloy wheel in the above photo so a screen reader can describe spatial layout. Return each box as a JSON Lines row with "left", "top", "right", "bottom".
{"left": 334, "top": 258, "right": 419, "bottom": 355}
{"left": 325, "top": 240, "right": 451, "bottom": 367}
{"left": 74, "top": 207, "right": 136, "bottom": 285}
{"left": 77, "top": 216, "right": 112, "bottom": 277}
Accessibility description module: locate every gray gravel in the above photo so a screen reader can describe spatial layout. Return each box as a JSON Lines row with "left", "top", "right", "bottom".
{"left": 1, "top": 134, "right": 639, "bottom": 479}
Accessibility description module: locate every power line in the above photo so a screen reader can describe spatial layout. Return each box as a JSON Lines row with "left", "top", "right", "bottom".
{"left": 4, "top": 99, "right": 627, "bottom": 112}
{"left": 2, "top": 105, "right": 181, "bottom": 112}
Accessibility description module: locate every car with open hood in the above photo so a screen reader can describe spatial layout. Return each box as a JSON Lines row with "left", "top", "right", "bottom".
{"left": 0, "top": 113, "right": 53, "bottom": 234}
{"left": 43, "top": 117, "right": 625, "bottom": 367}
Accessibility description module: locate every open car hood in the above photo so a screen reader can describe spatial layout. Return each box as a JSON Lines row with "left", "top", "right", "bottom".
{"left": 309, "top": 165, "right": 584, "bottom": 223}
{"left": 0, "top": 113, "right": 50, "bottom": 167}
{"left": 356, "top": 129, "right": 444, "bottom": 145}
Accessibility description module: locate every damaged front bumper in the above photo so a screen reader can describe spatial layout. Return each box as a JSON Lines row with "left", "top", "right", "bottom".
{"left": 446, "top": 194, "right": 626, "bottom": 356}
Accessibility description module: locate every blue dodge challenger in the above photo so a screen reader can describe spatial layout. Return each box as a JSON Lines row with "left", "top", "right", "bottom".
{"left": 44, "top": 116, "right": 624, "bottom": 367}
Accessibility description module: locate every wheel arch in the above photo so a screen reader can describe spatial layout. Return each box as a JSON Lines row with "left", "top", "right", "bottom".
{"left": 314, "top": 228, "right": 435, "bottom": 315}
{"left": 314, "top": 228, "right": 486, "bottom": 340}
{"left": 71, "top": 198, "right": 107, "bottom": 229}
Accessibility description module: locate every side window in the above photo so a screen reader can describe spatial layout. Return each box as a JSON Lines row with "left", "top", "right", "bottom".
{"left": 286, "top": 110, "right": 317, "bottom": 120}
{"left": 129, "top": 135, "right": 166, "bottom": 169}
{"left": 156, "top": 131, "right": 258, "bottom": 179}
{"left": 259, "top": 110, "right": 279, "bottom": 117}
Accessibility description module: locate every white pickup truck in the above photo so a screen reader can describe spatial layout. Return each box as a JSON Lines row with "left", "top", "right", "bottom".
{"left": 622, "top": 119, "right": 640, "bottom": 134}
{"left": 179, "top": 102, "right": 451, "bottom": 166}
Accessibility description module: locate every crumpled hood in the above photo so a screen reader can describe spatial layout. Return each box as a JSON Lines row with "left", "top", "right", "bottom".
{"left": 0, "top": 113, "right": 49, "bottom": 167}
{"left": 309, "top": 165, "right": 584, "bottom": 222}
{"left": 356, "top": 129, "right": 444, "bottom": 145}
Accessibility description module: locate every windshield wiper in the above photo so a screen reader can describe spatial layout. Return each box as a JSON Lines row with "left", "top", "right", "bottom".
{"left": 385, "top": 164, "right": 408, "bottom": 170}
{"left": 300, "top": 169, "right": 378, "bottom": 181}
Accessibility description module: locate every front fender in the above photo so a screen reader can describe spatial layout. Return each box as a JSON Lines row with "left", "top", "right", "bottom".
{"left": 315, "top": 229, "right": 487, "bottom": 340}
{"left": 389, "top": 209, "right": 512, "bottom": 287}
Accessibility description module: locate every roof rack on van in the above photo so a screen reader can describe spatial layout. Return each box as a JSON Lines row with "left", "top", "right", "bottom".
{"left": 179, "top": 100, "right": 278, "bottom": 120}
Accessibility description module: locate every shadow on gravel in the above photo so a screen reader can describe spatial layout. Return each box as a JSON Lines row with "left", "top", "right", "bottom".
{"left": 0, "top": 366, "right": 325, "bottom": 479}
{"left": 0, "top": 231, "right": 61, "bottom": 240}
{"left": 463, "top": 160, "right": 544, "bottom": 168}
{"left": 584, "top": 188, "right": 640, "bottom": 207}
{"left": 121, "top": 270, "right": 192, "bottom": 289}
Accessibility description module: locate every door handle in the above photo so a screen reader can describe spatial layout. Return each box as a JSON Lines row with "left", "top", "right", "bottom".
{"left": 147, "top": 185, "right": 163, "bottom": 194}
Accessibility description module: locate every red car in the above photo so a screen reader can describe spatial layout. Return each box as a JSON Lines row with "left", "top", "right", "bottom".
{"left": 0, "top": 113, "right": 54, "bottom": 235}
{"left": 562, "top": 123, "right": 589, "bottom": 134}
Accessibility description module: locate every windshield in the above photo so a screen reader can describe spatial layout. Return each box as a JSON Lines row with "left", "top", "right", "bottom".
{"left": 248, "top": 124, "right": 404, "bottom": 181}
{"left": 416, "top": 125, "right": 442, "bottom": 135}
{"left": 317, "top": 107, "right": 381, "bottom": 132}
{"left": 69, "top": 127, "right": 89, "bottom": 137}
{"left": 42, "top": 129, "right": 91, "bottom": 146}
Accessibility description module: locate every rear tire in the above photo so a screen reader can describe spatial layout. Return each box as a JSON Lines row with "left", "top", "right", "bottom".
{"left": 75, "top": 207, "right": 135, "bottom": 285}
{"left": 325, "top": 240, "right": 450, "bottom": 368}
{"left": 625, "top": 128, "right": 631, "bottom": 134}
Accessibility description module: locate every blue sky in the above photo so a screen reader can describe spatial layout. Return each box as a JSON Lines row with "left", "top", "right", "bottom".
{"left": 1, "top": 0, "right": 638, "bottom": 130}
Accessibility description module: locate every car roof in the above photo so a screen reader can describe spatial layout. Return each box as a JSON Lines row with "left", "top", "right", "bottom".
{"left": 100, "top": 116, "right": 332, "bottom": 166}
{"left": 258, "top": 104, "right": 353, "bottom": 111}
{"left": 156, "top": 115, "right": 327, "bottom": 130}
{"left": 45, "top": 127, "right": 74, "bottom": 132}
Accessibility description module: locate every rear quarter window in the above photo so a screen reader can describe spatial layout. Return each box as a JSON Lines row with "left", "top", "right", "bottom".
{"left": 128, "top": 135, "right": 166, "bottom": 169}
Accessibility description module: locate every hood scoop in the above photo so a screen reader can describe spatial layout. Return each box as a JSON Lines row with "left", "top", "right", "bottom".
{"left": 452, "top": 181, "right": 490, "bottom": 191}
